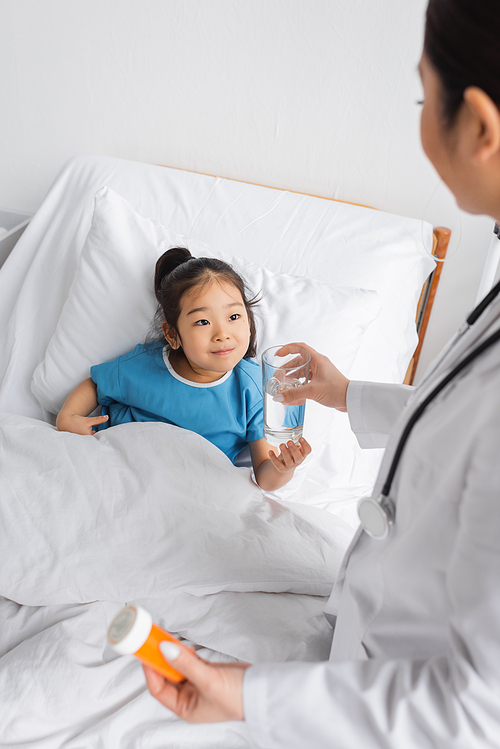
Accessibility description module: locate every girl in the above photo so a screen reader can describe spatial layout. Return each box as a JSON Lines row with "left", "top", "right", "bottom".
{"left": 56, "top": 247, "right": 311, "bottom": 492}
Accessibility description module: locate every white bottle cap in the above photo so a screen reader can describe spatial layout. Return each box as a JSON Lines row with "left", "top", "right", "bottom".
{"left": 107, "top": 605, "right": 153, "bottom": 655}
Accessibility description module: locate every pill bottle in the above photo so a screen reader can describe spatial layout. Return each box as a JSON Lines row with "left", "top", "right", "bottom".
{"left": 107, "top": 605, "right": 188, "bottom": 683}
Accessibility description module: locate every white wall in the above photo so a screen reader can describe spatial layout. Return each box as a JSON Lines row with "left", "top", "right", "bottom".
{"left": 0, "top": 0, "right": 495, "bottom": 381}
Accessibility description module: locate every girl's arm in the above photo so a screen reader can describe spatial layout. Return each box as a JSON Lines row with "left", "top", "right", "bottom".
{"left": 249, "top": 437, "right": 311, "bottom": 492}
{"left": 56, "top": 377, "right": 109, "bottom": 435}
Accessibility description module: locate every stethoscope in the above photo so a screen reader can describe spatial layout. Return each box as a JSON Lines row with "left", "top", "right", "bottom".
{"left": 358, "top": 276, "right": 500, "bottom": 541}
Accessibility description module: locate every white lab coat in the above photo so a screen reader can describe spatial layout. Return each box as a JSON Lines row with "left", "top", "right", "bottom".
{"left": 244, "top": 294, "right": 500, "bottom": 748}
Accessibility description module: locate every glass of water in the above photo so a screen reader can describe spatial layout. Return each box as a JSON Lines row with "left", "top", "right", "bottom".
{"left": 262, "top": 345, "right": 311, "bottom": 446}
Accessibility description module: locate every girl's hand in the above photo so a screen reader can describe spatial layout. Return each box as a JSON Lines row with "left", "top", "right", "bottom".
{"left": 250, "top": 437, "right": 312, "bottom": 490}
{"left": 268, "top": 437, "right": 311, "bottom": 473}
{"left": 274, "top": 342, "right": 349, "bottom": 412}
{"left": 55, "top": 378, "right": 103, "bottom": 434}
{"left": 56, "top": 412, "right": 108, "bottom": 435}
{"left": 143, "top": 643, "right": 250, "bottom": 723}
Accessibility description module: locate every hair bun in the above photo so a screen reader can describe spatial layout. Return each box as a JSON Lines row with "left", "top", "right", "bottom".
{"left": 154, "top": 247, "right": 192, "bottom": 296}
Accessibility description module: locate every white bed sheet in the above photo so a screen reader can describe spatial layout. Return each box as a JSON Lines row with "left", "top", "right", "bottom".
{"left": 0, "top": 598, "right": 322, "bottom": 748}
{"left": 0, "top": 155, "right": 436, "bottom": 747}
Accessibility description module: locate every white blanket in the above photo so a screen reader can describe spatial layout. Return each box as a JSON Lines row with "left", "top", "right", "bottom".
{"left": 0, "top": 412, "right": 350, "bottom": 607}
{"left": 0, "top": 411, "right": 348, "bottom": 747}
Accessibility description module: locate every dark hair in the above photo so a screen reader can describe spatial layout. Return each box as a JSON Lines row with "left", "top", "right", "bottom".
{"left": 424, "top": 0, "right": 500, "bottom": 128}
{"left": 152, "top": 247, "right": 258, "bottom": 358}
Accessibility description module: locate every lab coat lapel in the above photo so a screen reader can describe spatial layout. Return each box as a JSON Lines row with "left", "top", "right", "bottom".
{"left": 325, "top": 297, "right": 500, "bottom": 634}
{"left": 380, "top": 296, "right": 500, "bottom": 502}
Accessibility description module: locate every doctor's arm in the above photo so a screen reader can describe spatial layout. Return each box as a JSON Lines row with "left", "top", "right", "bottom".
{"left": 276, "top": 342, "right": 414, "bottom": 448}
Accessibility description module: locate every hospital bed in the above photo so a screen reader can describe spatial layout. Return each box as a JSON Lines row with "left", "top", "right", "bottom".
{"left": 0, "top": 155, "right": 448, "bottom": 747}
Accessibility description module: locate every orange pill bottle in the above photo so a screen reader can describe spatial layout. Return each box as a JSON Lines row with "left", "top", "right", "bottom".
{"left": 107, "top": 605, "right": 188, "bottom": 683}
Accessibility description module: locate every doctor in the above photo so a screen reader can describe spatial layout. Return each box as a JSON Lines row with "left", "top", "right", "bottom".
{"left": 144, "top": 0, "right": 500, "bottom": 745}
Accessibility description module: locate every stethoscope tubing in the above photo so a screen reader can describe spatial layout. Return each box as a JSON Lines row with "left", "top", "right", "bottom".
{"left": 380, "top": 325, "right": 500, "bottom": 500}
{"left": 360, "top": 276, "right": 500, "bottom": 539}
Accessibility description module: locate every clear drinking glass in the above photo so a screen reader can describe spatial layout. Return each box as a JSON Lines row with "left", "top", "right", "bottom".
{"left": 262, "top": 345, "right": 311, "bottom": 446}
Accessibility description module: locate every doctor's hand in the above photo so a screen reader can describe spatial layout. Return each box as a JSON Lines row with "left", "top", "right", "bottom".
{"left": 275, "top": 342, "right": 349, "bottom": 412}
{"left": 143, "top": 642, "right": 250, "bottom": 723}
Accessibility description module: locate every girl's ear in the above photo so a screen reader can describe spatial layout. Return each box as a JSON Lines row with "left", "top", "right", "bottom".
{"left": 162, "top": 321, "right": 181, "bottom": 349}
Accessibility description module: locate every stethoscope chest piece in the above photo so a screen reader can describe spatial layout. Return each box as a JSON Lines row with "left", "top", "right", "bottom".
{"left": 358, "top": 495, "right": 395, "bottom": 540}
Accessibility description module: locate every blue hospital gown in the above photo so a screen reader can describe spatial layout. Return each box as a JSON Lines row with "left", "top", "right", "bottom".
{"left": 90, "top": 342, "right": 264, "bottom": 463}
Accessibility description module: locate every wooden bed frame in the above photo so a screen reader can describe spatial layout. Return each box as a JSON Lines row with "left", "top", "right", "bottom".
{"left": 404, "top": 226, "right": 451, "bottom": 384}
{"left": 160, "top": 165, "right": 450, "bottom": 386}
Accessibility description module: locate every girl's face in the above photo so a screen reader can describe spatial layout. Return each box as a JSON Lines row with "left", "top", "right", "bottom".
{"left": 165, "top": 279, "right": 251, "bottom": 382}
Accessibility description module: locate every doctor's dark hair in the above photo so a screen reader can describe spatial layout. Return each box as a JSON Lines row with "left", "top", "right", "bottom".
{"left": 152, "top": 247, "right": 258, "bottom": 358}
{"left": 424, "top": 0, "right": 500, "bottom": 129}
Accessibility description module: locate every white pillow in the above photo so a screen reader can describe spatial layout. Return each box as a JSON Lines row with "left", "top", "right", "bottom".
{"left": 230, "top": 255, "right": 379, "bottom": 371}
{"left": 32, "top": 186, "right": 380, "bottom": 418}
{"left": 31, "top": 187, "right": 212, "bottom": 414}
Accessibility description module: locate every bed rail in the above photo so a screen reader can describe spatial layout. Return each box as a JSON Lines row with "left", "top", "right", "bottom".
{"left": 404, "top": 226, "right": 451, "bottom": 384}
